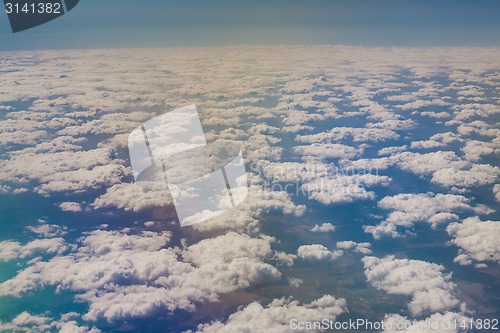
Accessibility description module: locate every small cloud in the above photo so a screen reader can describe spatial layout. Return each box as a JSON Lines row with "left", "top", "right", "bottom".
{"left": 310, "top": 223, "right": 335, "bottom": 233}
{"left": 288, "top": 278, "right": 303, "bottom": 288}
{"left": 59, "top": 202, "right": 82, "bottom": 212}
{"left": 297, "top": 244, "right": 343, "bottom": 262}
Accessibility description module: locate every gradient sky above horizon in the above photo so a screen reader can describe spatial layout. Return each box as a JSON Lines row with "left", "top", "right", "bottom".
{"left": 0, "top": 0, "right": 499, "bottom": 50}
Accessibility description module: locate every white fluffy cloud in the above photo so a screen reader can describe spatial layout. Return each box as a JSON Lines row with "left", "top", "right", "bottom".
{"left": 310, "top": 223, "right": 335, "bottom": 233}
{"left": 92, "top": 182, "right": 174, "bottom": 212}
{"left": 194, "top": 295, "right": 347, "bottom": 333}
{"left": 191, "top": 180, "right": 306, "bottom": 233}
{"left": 297, "top": 241, "right": 372, "bottom": 262}
{"left": 362, "top": 256, "right": 464, "bottom": 317}
{"left": 455, "top": 120, "right": 499, "bottom": 138}
{"left": 346, "top": 151, "right": 499, "bottom": 189}
{"left": 364, "top": 192, "right": 492, "bottom": 239}
{"left": 0, "top": 229, "right": 282, "bottom": 323}
{"left": 397, "top": 152, "right": 468, "bottom": 177}
{"left": 59, "top": 201, "right": 82, "bottom": 212}
{"left": 452, "top": 103, "right": 499, "bottom": 121}
{"left": 26, "top": 224, "right": 68, "bottom": 238}
{"left": 336, "top": 241, "right": 372, "bottom": 254}
{"left": 263, "top": 161, "right": 390, "bottom": 205}
{"left": 297, "top": 244, "right": 343, "bottom": 262}
{"left": 447, "top": 216, "right": 500, "bottom": 266}
{"left": 410, "top": 132, "right": 463, "bottom": 150}
{"left": 0, "top": 312, "right": 101, "bottom": 333}
{"left": 378, "top": 145, "right": 407, "bottom": 156}
{"left": 0, "top": 238, "right": 70, "bottom": 262}
{"left": 302, "top": 173, "right": 391, "bottom": 204}
{"left": 461, "top": 140, "right": 500, "bottom": 162}
{"left": 294, "top": 143, "right": 363, "bottom": 160}
{"left": 494, "top": 184, "right": 500, "bottom": 202}
{"left": 296, "top": 127, "right": 399, "bottom": 143}
{"left": 0, "top": 148, "right": 128, "bottom": 195}
{"left": 419, "top": 111, "right": 451, "bottom": 119}
{"left": 1, "top": 45, "right": 499, "bottom": 332}
{"left": 431, "top": 164, "right": 499, "bottom": 188}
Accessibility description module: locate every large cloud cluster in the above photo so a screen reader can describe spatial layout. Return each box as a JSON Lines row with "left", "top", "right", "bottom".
{"left": 263, "top": 161, "right": 390, "bottom": 205}
{"left": 0, "top": 148, "right": 128, "bottom": 195}
{"left": 297, "top": 240, "right": 372, "bottom": 263}
{"left": 0, "top": 237, "right": 69, "bottom": 262}
{"left": 0, "top": 229, "right": 283, "bottom": 323}
{"left": 447, "top": 216, "right": 500, "bottom": 266}
{"left": 193, "top": 295, "right": 347, "bottom": 333}
{"left": 347, "top": 151, "right": 499, "bottom": 190}
{"left": 1, "top": 45, "right": 499, "bottom": 331}
{"left": 362, "top": 256, "right": 465, "bottom": 317}
{"left": 364, "top": 192, "right": 492, "bottom": 239}
{"left": 0, "top": 312, "right": 101, "bottom": 333}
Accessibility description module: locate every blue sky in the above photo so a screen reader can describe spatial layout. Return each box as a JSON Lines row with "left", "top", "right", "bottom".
{"left": 1, "top": 0, "right": 499, "bottom": 50}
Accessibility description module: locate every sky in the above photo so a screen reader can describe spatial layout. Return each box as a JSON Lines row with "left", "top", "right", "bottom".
{"left": 1, "top": 0, "right": 500, "bottom": 50}
{"left": 0, "top": 45, "right": 499, "bottom": 332}
{"left": 0, "top": 1, "right": 499, "bottom": 332}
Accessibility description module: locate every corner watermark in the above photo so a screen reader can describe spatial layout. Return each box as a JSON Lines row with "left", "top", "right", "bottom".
{"left": 4, "top": 0, "right": 79, "bottom": 33}
{"left": 289, "top": 317, "right": 497, "bottom": 331}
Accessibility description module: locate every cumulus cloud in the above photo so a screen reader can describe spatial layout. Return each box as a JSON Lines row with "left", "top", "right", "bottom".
{"left": 1, "top": 45, "right": 499, "bottom": 332}
{"left": 0, "top": 148, "right": 128, "bottom": 195}
{"left": 297, "top": 241, "right": 373, "bottom": 263}
{"left": 410, "top": 140, "right": 444, "bottom": 150}
{"left": 494, "top": 184, "right": 500, "bottom": 202}
{"left": 336, "top": 241, "right": 372, "bottom": 254}
{"left": 455, "top": 120, "right": 499, "bottom": 138}
{"left": 431, "top": 164, "right": 499, "bottom": 188}
{"left": 0, "top": 118, "right": 49, "bottom": 147}
{"left": 447, "top": 216, "right": 500, "bottom": 266}
{"left": 193, "top": 295, "right": 347, "bottom": 333}
{"left": 9, "top": 136, "right": 86, "bottom": 155}
{"left": 310, "top": 223, "right": 335, "bottom": 233}
{"left": 273, "top": 251, "right": 297, "bottom": 267}
{"left": 460, "top": 140, "right": 500, "bottom": 162}
{"left": 378, "top": 145, "right": 407, "bottom": 156}
{"left": 301, "top": 173, "right": 391, "bottom": 204}
{"left": 263, "top": 162, "right": 390, "bottom": 205}
{"left": 59, "top": 201, "right": 82, "bottom": 212}
{"left": 0, "top": 241, "right": 23, "bottom": 261}
{"left": 26, "top": 224, "right": 68, "bottom": 238}
{"left": 419, "top": 111, "right": 451, "bottom": 119}
{"left": 452, "top": 103, "right": 499, "bottom": 121}
{"left": 395, "top": 99, "right": 449, "bottom": 111}
{"left": 296, "top": 127, "right": 399, "bottom": 144}
{"left": 92, "top": 182, "right": 174, "bottom": 212}
{"left": 366, "top": 119, "right": 416, "bottom": 131}
{"left": 294, "top": 143, "right": 363, "bottom": 160}
{"left": 362, "top": 256, "right": 464, "bottom": 317}
{"left": 191, "top": 180, "right": 306, "bottom": 233}
{"left": 0, "top": 311, "right": 101, "bottom": 333}
{"left": 396, "top": 152, "right": 469, "bottom": 177}
{"left": 0, "top": 230, "right": 282, "bottom": 323}
{"left": 346, "top": 151, "right": 499, "bottom": 189}
{"left": 364, "top": 192, "right": 492, "bottom": 239}
{"left": 0, "top": 238, "right": 70, "bottom": 262}
{"left": 410, "top": 132, "right": 463, "bottom": 150}
{"left": 297, "top": 244, "right": 343, "bottom": 262}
